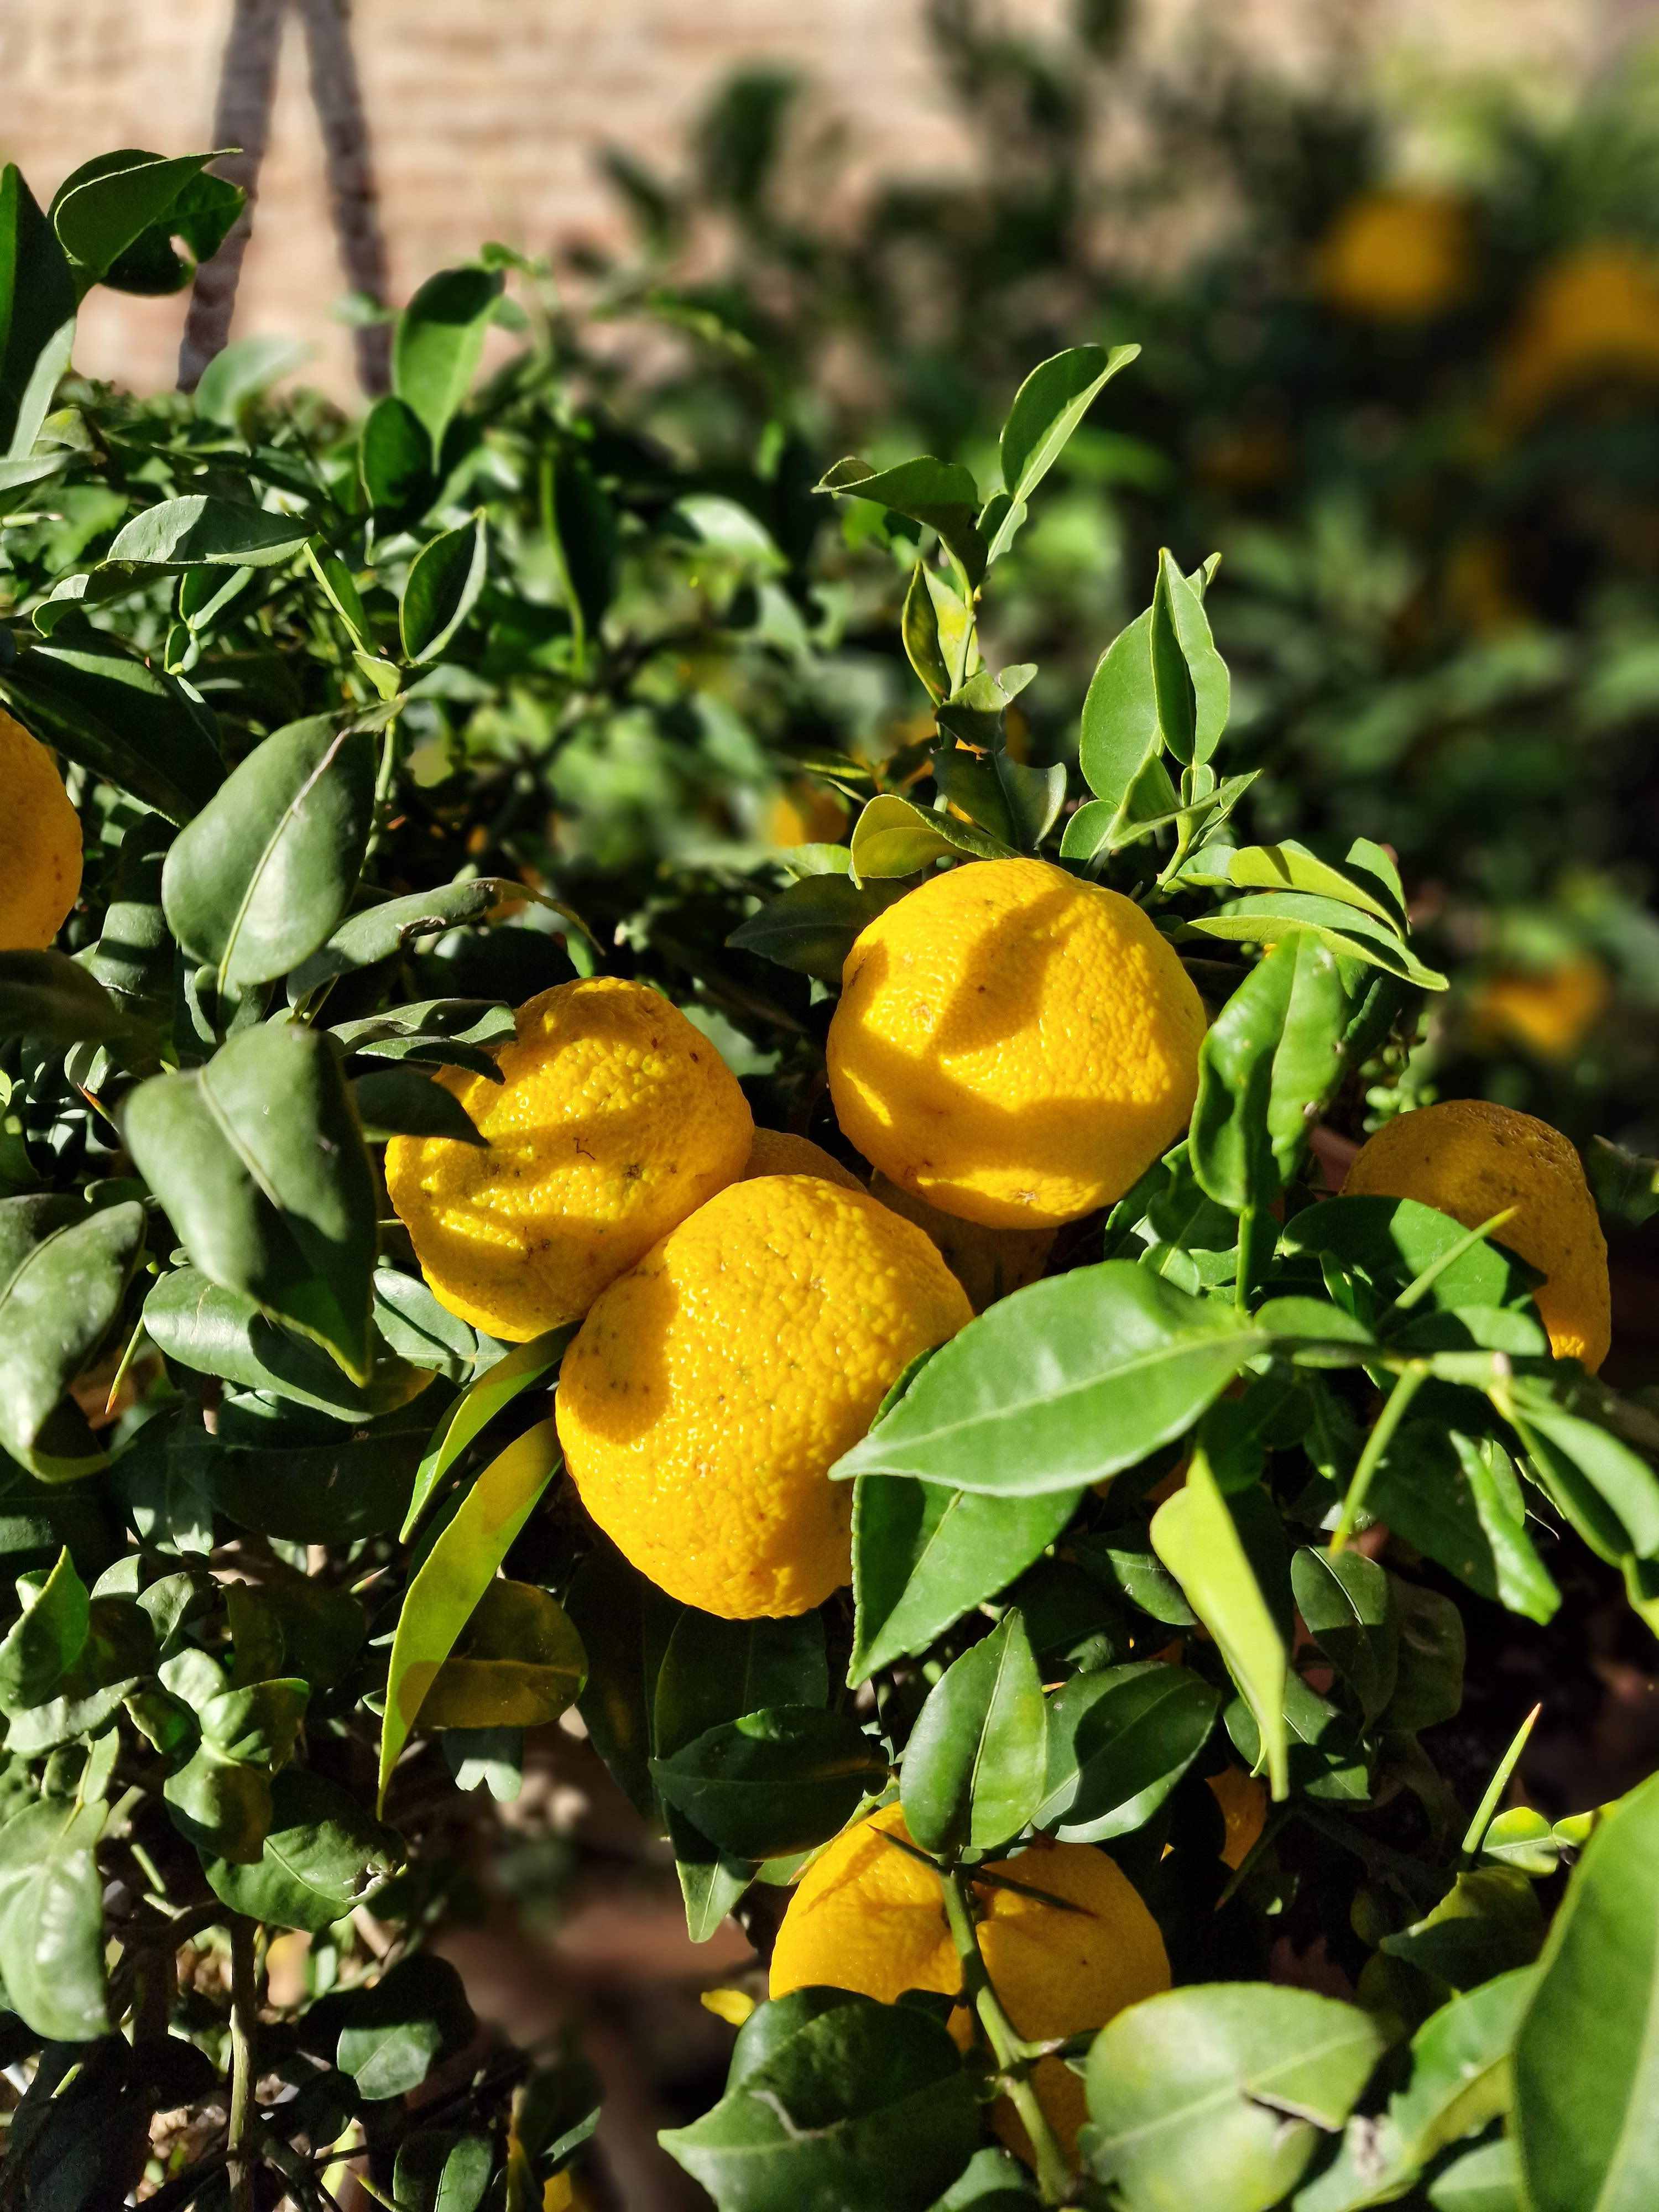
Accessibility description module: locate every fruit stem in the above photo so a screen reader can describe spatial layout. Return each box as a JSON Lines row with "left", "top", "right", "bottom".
{"left": 938, "top": 1864, "right": 1076, "bottom": 2208}
{"left": 1332, "top": 1361, "right": 1428, "bottom": 1551}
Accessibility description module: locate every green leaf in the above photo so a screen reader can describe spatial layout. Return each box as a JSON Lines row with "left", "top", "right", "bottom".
{"left": 728, "top": 873, "right": 909, "bottom": 981}
{"left": 849, "top": 1477, "right": 1081, "bottom": 1684}
{"left": 1368, "top": 1425, "right": 1560, "bottom": 1626}
{"left": 401, "top": 1326, "right": 571, "bottom": 1541}
{"left": 1188, "top": 894, "right": 1447, "bottom": 990}
{"left": 393, "top": 264, "right": 504, "bottom": 463}
{"left": 542, "top": 449, "right": 617, "bottom": 650}
{"left": 0, "top": 634, "right": 223, "bottom": 823}
{"left": 1036, "top": 1660, "right": 1219, "bottom": 1842}
{"left": 0, "top": 1548, "right": 89, "bottom": 1713}
{"left": 0, "top": 165, "right": 77, "bottom": 461}
{"left": 395, "top": 2130, "right": 493, "bottom": 2212}
{"left": 378, "top": 1416, "right": 562, "bottom": 1809}
{"left": 1291, "top": 1548, "right": 1397, "bottom": 1723}
{"left": 661, "top": 1988, "right": 979, "bottom": 2212}
{"left": 352, "top": 1066, "right": 486, "bottom": 1147}
{"left": 851, "top": 794, "right": 1015, "bottom": 881}
{"left": 144, "top": 1268, "right": 424, "bottom": 1420}
{"left": 289, "top": 877, "right": 585, "bottom": 1000}
{"left": 0, "top": 1200, "right": 145, "bottom": 1481}
{"left": 990, "top": 344, "right": 1139, "bottom": 561}
{"left": 361, "top": 392, "right": 434, "bottom": 514}
{"left": 401, "top": 513, "right": 487, "bottom": 664}
{"left": 1191, "top": 938, "right": 1351, "bottom": 1212}
{"left": 900, "top": 1611, "right": 1046, "bottom": 1855}
{"left": 0, "top": 1797, "right": 108, "bottom": 2043}
{"left": 50, "top": 148, "right": 233, "bottom": 293}
{"left": 1149, "top": 552, "right": 1196, "bottom": 767}
{"left": 416, "top": 1579, "right": 586, "bottom": 1730}
{"left": 1587, "top": 1136, "right": 1659, "bottom": 1232}
{"left": 1381, "top": 1578, "right": 1465, "bottom": 1735}
{"left": 902, "top": 562, "right": 953, "bottom": 700}
{"left": 160, "top": 713, "right": 377, "bottom": 990}
{"left": 1513, "top": 1768, "right": 1659, "bottom": 2211}
{"left": 337, "top": 1952, "right": 474, "bottom": 2102}
{"left": 1503, "top": 1392, "right": 1659, "bottom": 1564}
{"left": 1077, "top": 609, "right": 1160, "bottom": 814}
{"left": 1083, "top": 1984, "right": 1387, "bottom": 2212}
{"left": 0, "top": 951, "right": 148, "bottom": 1051}
{"left": 1152, "top": 1452, "right": 1287, "bottom": 1799}
{"left": 833, "top": 1264, "right": 1262, "bottom": 1495}
{"left": 650, "top": 1707, "right": 887, "bottom": 1860}
{"left": 1425, "top": 2138, "right": 1522, "bottom": 2212}
{"left": 1279, "top": 1197, "right": 1541, "bottom": 1317}
{"left": 817, "top": 453, "right": 988, "bottom": 587}
{"left": 1382, "top": 1869, "right": 1543, "bottom": 1993}
{"left": 193, "top": 333, "right": 310, "bottom": 426}
{"left": 122, "top": 1020, "right": 377, "bottom": 1383}
{"left": 655, "top": 1611, "right": 826, "bottom": 1942}
{"left": 373, "top": 1269, "right": 488, "bottom": 1381}
{"left": 107, "top": 493, "right": 315, "bottom": 569}
{"left": 1213, "top": 842, "right": 1406, "bottom": 930}
{"left": 1390, "top": 1968, "right": 1535, "bottom": 2169}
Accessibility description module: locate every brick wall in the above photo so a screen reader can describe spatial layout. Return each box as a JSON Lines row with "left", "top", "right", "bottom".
{"left": 0, "top": 0, "right": 1629, "bottom": 399}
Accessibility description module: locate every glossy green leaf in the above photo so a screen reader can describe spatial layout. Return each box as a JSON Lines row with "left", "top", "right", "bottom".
{"left": 1389, "top": 1968, "right": 1533, "bottom": 2169}
{"left": 193, "top": 333, "right": 310, "bottom": 426}
{"left": 1291, "top": 1548, "right": 1397, "bottom": 1723}
{"left": 401, "top": 1326, "right": 571, "bottom": 1540}
{"left": 0, "top": 164, "right": 77, "bottom": 461}
{"left": 990, "top": 343, "right": 1139, "bottom": 560}
{"left": 902, "top": 561, "right": 952, "bottom": 700}
{"left": 393, "top": 264, "right": 504, "bottom": 462}
{"left": 1279, "top": 1197, "right": 1541, "bottom": 1316}
{"left": 1188, "top": 893, "right": 1447, "bottom": 989}
{"left": 728, "top": 872, "right": 910, "bottom": 982}
{"left": 1514, "top": 1768, "right": 1659, "bottom": 2211}
{"left": 352, "top": 1065, "right": 486, "bottom": 1147}
{"left": 0, "top": 633, "right": 223, "bottom": 822}
{"left": 337, "top": 1952, "right": 474, "bottom": 2101}
{"left": 1152, "top": 1452, "right": 1287, "bottom": 1798}
{"left": 50, "top": 147, "right": 235, "bottom": 294}
{"left": 849, "top": 1477, "right": 1081, "bottom": 1684}
{"left": 394, "top": 2130, "right": 493, "bottom": 2212}
{"left": 1191, "top": 937, "right": 1350, "bottom": 1212}
{"left": 1368, "top": 1425, "right": 1560, "bottom": 1625}
{"left": 107, "top": 493, "right": 315, "bottom": 569}
{"left": 0, "top": 1548, "right": 89, "bottom": 1714}
{"left": 0, "top": 1797, "right": 108, "bottom": 2043}
{"left": 360, "top": 392, "right": 434, "bottom": 514}
{"left": 1214, "top": 842, "right": 1405, "bottom": 930}
{"left": 289, "top": 876, "right": 558, "bottom": 998}
{"left": 0, "top": 1199, "right": 145, "bottom": 1480}
{"left": 378, "top": 1416, "right": 562, "bottom": 1808}
{"left": 1077, "top": 608, "right": 1159, "bottom": 813}
{"left": 1504, "top": 1391, "right": 1659, "bottom": 1564}
{"left": 851, "top": 794, "right": 1015, "bottom": 881}
{"left": 401, "top": 512, "right": 487, "bottom": 664}
{"left": 651, "top": 1707, "right": 887, "bottom": 1860}
{"left": 122, "top": 1020, "right": 377, "bottom": 1383}
{"left": 818, "top": 453, "right": 988, "bottom": 587}
{"left": 901, "top": 1611, "right": 1045, "bottom": 1855}
{"left": 1036, "top": 1660, "right": 1219, "bottom": 1842}
{"left": 161, "top": 713, "right": 377, "bottom": 989}
{"left": 662, "top": 1987, "right": 979, "bottom": 2212}
{"left": 416, "top": 1579, "right": 586, "bottom": 1730}
{"left": 1425, "top": 2138, "right": 1522, "bottom": 2212}
{"left": 834, "top": 1264, "right": 1263, "bottom": 1495}
{"left": 144, "top": 1268, "right": 425, "bottom": 1421}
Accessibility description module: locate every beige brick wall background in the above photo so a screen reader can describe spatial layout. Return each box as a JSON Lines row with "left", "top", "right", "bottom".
{"left": 0, "top": 0, "right": 1647, "bottom": 399}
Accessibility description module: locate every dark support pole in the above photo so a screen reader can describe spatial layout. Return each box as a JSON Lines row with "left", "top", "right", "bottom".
{"left": 178, "top": 0, "right": 290, "bottom": 390}
{"left": 296, "top": 0, "right": 393, "bottom": 395}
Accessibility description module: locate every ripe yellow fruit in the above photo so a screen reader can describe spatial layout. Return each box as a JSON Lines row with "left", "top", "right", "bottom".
{"left": 1495, "top": 244, "right": 1659, "bottom": 426}
{"left": 770, "top": 1804, "right": 1170, "bottom": 2159}
{"left": 827, "top": 858, "right": 1206, "bottom": 1230}
{"left": 763, "top": 780, "right": 848, "bottom": 849}
{"left": 740, "top": 1127, "right": 864, "bottom": 1192}
{"left": 1313, "top": 190, "right": 1471, "bottom": 322}
{"left": 1208, "top": 1768, "right": 1267, "bottom": 1871}
{"left": 386, "top": 978, "right": 752, "bottom": 1340}
{"left": 1345, "top": 1099, "right": 1610, "bottom": 1370}
{"left": 556, "top": 1177, "right": 971, "bottom": 1616}
{"left": 1468, "top": 957, "right": 1610, "bottom": 1063}
{"left": 0, "top": 709, "right": 82, "bottom": 951}
{"left": 870, "top": 1170, "right": 1053, "bottom": 1313}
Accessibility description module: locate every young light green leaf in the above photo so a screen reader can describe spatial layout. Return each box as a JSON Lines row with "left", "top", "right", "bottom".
{"left": 900, "top": 1611, "right": 1046, "bottom": 1855}
{"left": 1218, "top": 842, "right": 1406, "bottom": 930}
{"left": 850, "top": 794, "right": 1015, "bottom": 881}
{"left": 1152, "top": 1451, "right": 1287, "bottom": 1799}
{"left": 394, "top": 264, "right": 504, "bottom": 462}
{"left": 902, "top": 561, "right": 952, "bottom": 701}
{"left": 1191, "top": 937, "right": 1350, "bottom": 1213}
{"left": 401, "top": 1326, "right": 571, "bottom": 1541}
{"left": 834, "top": 1264, "right": 1263, "bottom": 1495}
{"left": 161, "top": 713, "right": 376, "bottom": 990}
{"left": 0, "top": 1797, "right": 109, "bottom": 2043}
{"left": 378, "top": 1416, "right": 562, "bottom": 1809}
{"left": 1188, "top": 894, "right": 1447, "bottom": 990}
{"left": 990, "top": 343, "right": 1140, "bottom": 560}
{"left": 1084, "top": 1984, "right": 1386, "bottom": 2212}
{"left": 817, "top": 453, "right": 988, "bottom": 587}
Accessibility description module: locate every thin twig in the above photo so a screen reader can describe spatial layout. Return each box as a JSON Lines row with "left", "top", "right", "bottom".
{"left": 227, "top": 1919, "right": 260, "bottom": 2212}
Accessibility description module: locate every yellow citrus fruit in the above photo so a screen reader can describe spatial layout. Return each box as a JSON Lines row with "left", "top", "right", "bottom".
{"left": 1468, "top": 957, "right": 1610, "bottom": 1062}
{"left": 1345, "top": 1099, "right": 1610, "bottom": 1370}
{"left": 763, "top": 781, "right": 848, "bottom": 848}
{"left": 1208, "top": 1768, "right": 1267, "bottom": 1871}
{"left": 770, "top": 1804, "right": 1170, "bottom": 2159}
{"left": 870, "top": 1170, "right": 1053, "bottom": 1313}
{"left": 557, "top": 1177, "right": 971, "bottom": 1616}
{"left": 1312, "top": 190, "right": 1471, "bottom": 322}
{"left": 0, "top": 709, "right": 82, "bottom": 951}
{"left": 1495, "top": 244, "right": 1659, "bottom": 426}
{"left": 386, "top": 978, "right": 751, "bottom": 1340}
{"left": 826, "top": 858, "right": 1206, "bottom": 1230}
{"left": 740, "top": 1127, "right": 864, "bottom": 1192}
